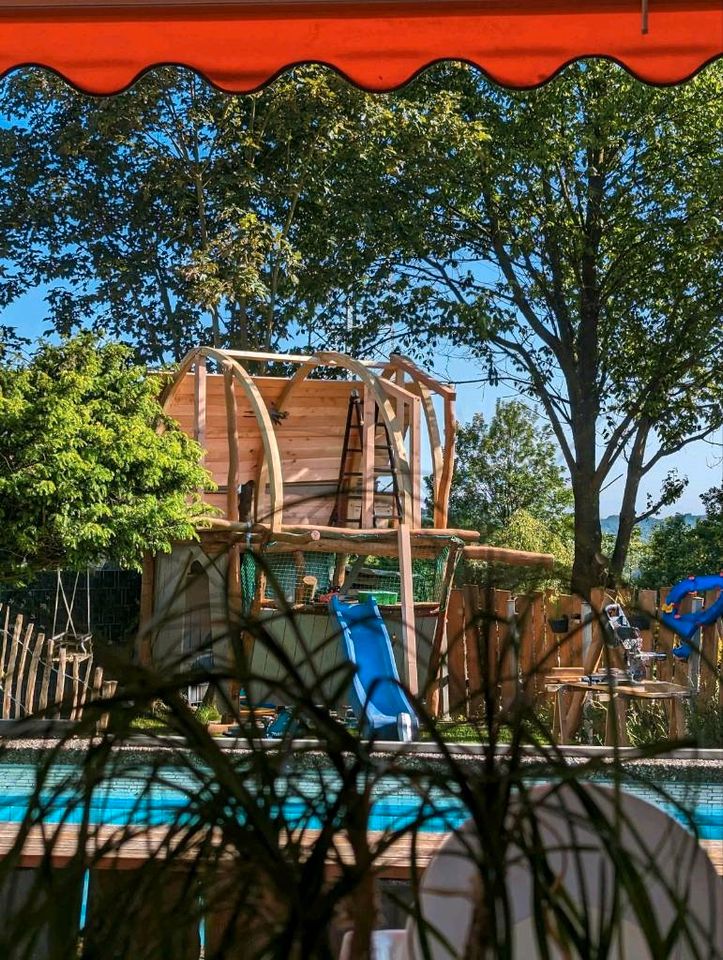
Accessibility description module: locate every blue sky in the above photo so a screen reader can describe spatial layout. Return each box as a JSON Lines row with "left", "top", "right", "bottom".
{"left": 3, "top": 286, "right": 720, "bottom": 518}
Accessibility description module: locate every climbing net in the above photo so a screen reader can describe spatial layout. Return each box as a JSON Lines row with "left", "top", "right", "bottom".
{"left": 247, "top": 546, "right": 453, "bottom": 608}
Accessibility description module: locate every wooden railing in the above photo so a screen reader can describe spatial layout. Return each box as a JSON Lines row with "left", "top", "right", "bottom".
{"left": 0, "top": 604, "right": 115, "bottom": 724}
{"left": 444, "top": 586, "right": 722, "bottom": 718}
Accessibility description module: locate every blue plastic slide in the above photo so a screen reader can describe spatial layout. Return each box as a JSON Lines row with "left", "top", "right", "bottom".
{"left": 660, "top": 574, "right": 723, "bottom": 659}
{"left": 329, "top": 595, "right": 419, "bottom": 741}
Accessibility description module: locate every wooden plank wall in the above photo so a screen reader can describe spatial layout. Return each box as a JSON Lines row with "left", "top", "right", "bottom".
{"left": 166, "top": 373, "right": 358, "bottom": 525}
{"left": 0, "top": 604, "right": 104, "bottom": 722}
{"left": 445, "top": 587, "right": 722, "bottom": 718}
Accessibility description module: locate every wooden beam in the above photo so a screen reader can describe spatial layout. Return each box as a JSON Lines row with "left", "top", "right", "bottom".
{"left": 409, "top": 394, "right": 422, "bottom": 528}
{"left": 462, "top": 545, "right": 555, "bottom": 568}
{"left": 406, "top": 381, "right": 445, "bottom": 528}
{"left": 387, "top": 353, "right": 456, "bottom": 399}
{"left": 281, "top": 524, "right": 479, "bottom": 542}
{"left": 361, "top": 385, "right": 376, "bottom": 528}
{"left": 223, "top": 350, "right": 377, "bottom": 366}
{"left": 2, "top": 615, "right": 22, "bottom": 719}
{"left": 438, "top": 394, "right": 456, "bottom": 529}
{"left": 397, "top": 522, "right": 418, "bottom": 695}
{"left": 224, "top": 365, "right": 240, "bottom": 523}
{"left": 193, "top": 356, "right": 207, "bottom": 453}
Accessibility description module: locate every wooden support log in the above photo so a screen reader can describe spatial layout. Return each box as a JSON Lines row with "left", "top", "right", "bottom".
{"left": 25, "top": 630, "right": 44, "bottom": 718}
{"left": 282, "top": 524, "right": 480, "bottom": 542}
{"left": 12, "top": 621, "right": 34, "bottom": 719}
{"left": 2, "top": 615, "right": 23, "bottom": 719}
{"left": 397, "top": 523, "right": 418, "bottom": 695}
{"left": 0, "top": 604, "right": 11, "bottom": 677}
{"left": 38, "top": 639, "right": 54, "bottom": 715}
{"left": 54, "top": 646, "right": 67, "bottom": 719}
{"left": 462, "top": 545, "right": 555, "bottom": 568}
{"left": 201, "top": 518, "right": 320, "bottom": 544}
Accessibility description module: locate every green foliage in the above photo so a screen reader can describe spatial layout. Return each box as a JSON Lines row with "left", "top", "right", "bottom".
{"left": 440, "top": 400, "right": 573, "bottom": 540}
{"left": 637, "top": 487, "right": 723, "bottom": 587}
{"left": 317, "top": 61, "right": 723, "bottom": 591}
{"left": 0, "top": 67, "right": 468, "bottom": 362}
{"left": 194, "top": 702, "right": 222, "bottom": 725}
{"left": 437, "top": 400, "right": 573, "bottom": 589}
{"left": 0, "top": 334, "right": 212, "bottom": 582}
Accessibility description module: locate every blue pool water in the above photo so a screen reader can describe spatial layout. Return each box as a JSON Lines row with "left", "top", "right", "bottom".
{"left": 0, "top": 764, "right": 720, "bottom": 840}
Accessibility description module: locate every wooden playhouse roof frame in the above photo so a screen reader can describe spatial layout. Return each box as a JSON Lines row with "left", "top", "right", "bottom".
{"left": 160, "top": 345, "right": 465, "bottom": 544}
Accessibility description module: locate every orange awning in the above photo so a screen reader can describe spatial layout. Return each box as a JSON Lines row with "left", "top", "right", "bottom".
{"left": 0, "top": 1, "right": 720, "bottom": 94}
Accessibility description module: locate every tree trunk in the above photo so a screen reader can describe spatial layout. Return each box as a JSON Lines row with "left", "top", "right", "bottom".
{"left": 571, "top": 474, "right": 605, "bottom": 599}
{"left": 608, "top": 421, "right": 649, "bottom": 585}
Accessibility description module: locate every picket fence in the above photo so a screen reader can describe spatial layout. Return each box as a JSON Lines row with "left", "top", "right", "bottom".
{"left": 0, "top": 604, "right": 116, "bottom": 724}
{"left": 444, "top": 585, "right": 722, "bottom": 718}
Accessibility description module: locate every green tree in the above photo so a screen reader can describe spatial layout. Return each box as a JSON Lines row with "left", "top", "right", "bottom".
{"left": 319, "top": 62, "right": 722, "bottom": 596}
{"left": 0, "top": 334, "right": 211, "bottom": 582}
{"left": 0, "top": 67, "right": 443, "bottom": 363}
{"left": 637, "top": 487, "right": 723, "bottom": 587}
{"left": 439, "top": 400, "right": 573, "bottom": 546}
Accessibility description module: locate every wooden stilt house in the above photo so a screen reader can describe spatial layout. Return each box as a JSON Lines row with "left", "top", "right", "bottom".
{"left": 137, "top": 347, "right": 480, "bottom": 704}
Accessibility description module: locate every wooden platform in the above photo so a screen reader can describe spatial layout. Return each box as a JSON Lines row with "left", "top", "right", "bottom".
{"left": 0, "top": 821, "right": 719, "bottom": 878}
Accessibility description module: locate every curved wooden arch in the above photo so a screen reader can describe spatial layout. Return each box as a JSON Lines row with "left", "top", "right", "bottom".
{"left": 258, "top": 350, "right": 414, "bottom": 524}
{"left": 381, "top": 361, "right": 452, "bottom": 528}
{"left": 162, "top": 346, "right": 285, "bottom": 531}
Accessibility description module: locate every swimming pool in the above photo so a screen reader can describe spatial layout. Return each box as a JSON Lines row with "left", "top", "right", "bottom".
{"left": 0, "top": 762, "right": 721, "bottom": 839}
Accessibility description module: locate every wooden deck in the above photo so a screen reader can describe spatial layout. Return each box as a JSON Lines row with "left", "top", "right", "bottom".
{"left": 0, "top": 821, "right": 719, "bottom": 878}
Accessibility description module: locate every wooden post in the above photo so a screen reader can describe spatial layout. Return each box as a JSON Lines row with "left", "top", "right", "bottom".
{"left": 563, "top": 589, "right": 606, "bottom": 739}
{"left": 426, "top": 544, "right": 462, "bottom": 717}
{"left": 12, "top": 621, "right": 34, "bottom": 719}
{"left": 194, "top": 356, "right": 207, "bottom": 453}
{"left": 224, "top": 365, "right": 243, "bottom": 709}
{"left": 500, "top": 597, "right": 518, "bottom": 712}
{"left": 70, "top": 656, "right": 82, "bottom": 722}
{"left": 463, "top": 584, "right": 483, "bottom": 718}
{"left": 2, "top": 615, "right": 23, "bottom": 719}
{"left": 409, "top": 395, "right": 422, "bottom": 529}
{"left": 38, "top": 639, "right": 54, "bottom": 715}
{"left": 361, "top": 386, "right": 376, "bottom": 528}
{"left": 0, "top": 604, "right": 10, "bottom": 676}
{"left": 445, "top": 589, "right": 467, "bottom": 716}
{"left": 437, "top": 396, "right": 456, "bottom": 529}
{"left": 25, "top": 631, "right": 44, "bottom": 717}
{"left": 54, "top": 646, "right": 67, "bottom": 718}
{"left": 397, "top": 523, "right": 418, "bottom": 695}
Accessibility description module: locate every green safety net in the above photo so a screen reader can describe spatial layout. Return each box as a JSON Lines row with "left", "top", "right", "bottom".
{"left": 257, "top": 545, "right": 454, "bottom": 606}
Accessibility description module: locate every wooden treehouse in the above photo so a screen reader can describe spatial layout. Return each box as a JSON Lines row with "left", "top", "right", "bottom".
{"left": 137, "top": 347, "right": 549, "bottom": 710}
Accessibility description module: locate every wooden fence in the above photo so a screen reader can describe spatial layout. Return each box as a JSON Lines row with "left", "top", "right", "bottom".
{"left": 0, "top": 604, "right": 115, "bottom": 723}
{"left": 443, "top": 586, "right": 722, "bottom": 718}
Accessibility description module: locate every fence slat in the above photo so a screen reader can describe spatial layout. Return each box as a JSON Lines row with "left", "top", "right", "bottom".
{"left": 0, "top": 605, "right": 11, "bottom": 676}
{"left": 54, "top": 646, "right": 67, "bottom": 718}
{"left": 655, "top": 586, "right": 675, "bottom": 682}
{"left": 2, "top": 615, "right": 23, "bottom": 719}
{"left": 699, "top": 589, "right": 720, "bottom": 701}
{"left": 25, "top": 631, "right": 45, "bottom": 717}
{"left": 463, "top": 585, "right": 483, "bottom": 717}
{"left": 12, "top": 622, "right": 34, "bottom": 719}
{"left": 38, "top": 638, "right": 54, "bottom": 715}
{"left": 497, "top": 591, "right": 516, "bottom": 712}
{"left": 70, "top": 656, "right": 82, "bottom": 722}
{"left": 446, "top": 589, "right": 467, "bottom": 716}
{"left": 517, "top": 595, "right": 537, "bottom": 698}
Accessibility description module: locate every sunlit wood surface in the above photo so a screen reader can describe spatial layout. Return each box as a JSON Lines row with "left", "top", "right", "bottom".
{"left": 0, "top": 822, "right": 719, "bottom": 877}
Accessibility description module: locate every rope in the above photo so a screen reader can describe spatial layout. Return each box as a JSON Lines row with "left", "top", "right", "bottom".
{"left": 0, "top": 624, "right": 95, "bottom": 717}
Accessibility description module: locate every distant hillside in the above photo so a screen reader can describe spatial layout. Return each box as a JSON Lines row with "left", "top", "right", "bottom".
{"left": 601, "top": 514, "right": 701, "bottom": 541}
